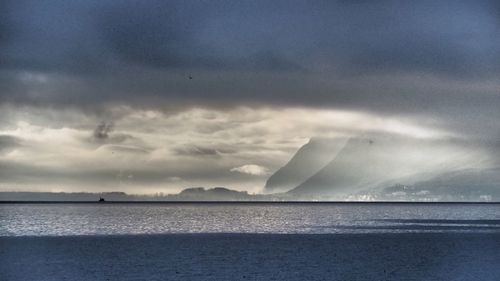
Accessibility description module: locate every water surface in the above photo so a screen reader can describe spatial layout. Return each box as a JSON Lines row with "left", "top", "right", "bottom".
{"left": 1, "top": 203, "right": 499, "bottom": 236}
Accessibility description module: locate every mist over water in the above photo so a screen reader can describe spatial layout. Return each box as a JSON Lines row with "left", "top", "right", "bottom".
{"left": 2, "top": 203, "right": 499, "bottom": 236}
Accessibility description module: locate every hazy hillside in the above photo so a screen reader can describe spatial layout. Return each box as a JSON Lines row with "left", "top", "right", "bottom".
{"left": 360, "top": 167, "right": 500, "bottom": 201}
{"left": 288, "top": 135, "right": 487, "bottom": 199}
{"left": 264, "top": 137, "right": 346, "bottom": 193}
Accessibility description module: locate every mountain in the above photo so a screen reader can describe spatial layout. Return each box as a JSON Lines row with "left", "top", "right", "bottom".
{"left": 175, "top": 187, "right": 255, "bottom": 200}
{"left": 367, "top": 167, "right": 500, "bottom": 201}
{"left": 0, "top": 188, "right": 277, "bottom": 201}
{"left": 288, "top": 135, "right": 484, "bottom": 199}
{"left": 263, "top": 137, "right": 346, "bottom": 193}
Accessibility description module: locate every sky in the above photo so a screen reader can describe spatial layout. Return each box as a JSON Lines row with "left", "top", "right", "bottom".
{"left": 1, "top": 0, "right": 499, "bottom": 194}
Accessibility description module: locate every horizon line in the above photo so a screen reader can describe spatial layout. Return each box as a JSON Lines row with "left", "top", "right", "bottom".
{"left": 1, "top": 201, "right": 499, "bottom": 204}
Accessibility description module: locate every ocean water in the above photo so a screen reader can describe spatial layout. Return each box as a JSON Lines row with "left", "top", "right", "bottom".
{"left": 1, "top": 203, "right": 499, "bottom": 236}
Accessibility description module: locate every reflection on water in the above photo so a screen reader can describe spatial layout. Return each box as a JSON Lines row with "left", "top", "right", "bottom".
{"left": 1, "top": 203, "right": 499, "bottom": 236}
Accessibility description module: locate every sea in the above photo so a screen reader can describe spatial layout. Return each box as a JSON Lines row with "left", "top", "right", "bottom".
{"left": 2, "top": 203, "right": 500, "bottom": 280}
{"left": 1, "top": 202, "right": 499, "bottom": 236}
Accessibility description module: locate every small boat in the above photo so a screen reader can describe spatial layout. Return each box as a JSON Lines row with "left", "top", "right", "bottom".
{"left": 98, "top": 197, "right": 106, "bottom": 202}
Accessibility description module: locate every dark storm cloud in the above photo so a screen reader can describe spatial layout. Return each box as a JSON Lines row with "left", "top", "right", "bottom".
{"left": 327, "top": 1, "right": 500, "bottom": 76}
{"left": 0, "top": 0, "right": 103, "bottom": 73}
{"left": 0, "top": 0, "right": 303, "bottom": 74}
{"left": 2, "top": 0, "right": 499, "bottom": 75}
{"left": 93, "top": 122, "right": 114, "bottom": 141}
{"left": 0, "top": 1, "right": 12, "bottom": 46}
{"left": 98, "top": 1, "right": 302, "bottom": 71}
{"left": 98, "top": 0, "right": 209, "bottom": 70}
{"left": 1, "top": 0, "right": 500, "bottom": 140}
{"left": 90, "top": 122, "right": 142, "bottom": 145}
{"left": 96, "top": 0, "right": 500, "bottom": 75}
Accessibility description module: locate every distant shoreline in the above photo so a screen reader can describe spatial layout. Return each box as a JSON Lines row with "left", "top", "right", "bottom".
{"left": 1, "top": 200, "right": 499, "bottom": 204}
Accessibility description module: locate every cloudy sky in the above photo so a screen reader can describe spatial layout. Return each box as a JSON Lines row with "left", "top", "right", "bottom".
{"left": 1, "top": 0, "right": 499, "bottom": 194}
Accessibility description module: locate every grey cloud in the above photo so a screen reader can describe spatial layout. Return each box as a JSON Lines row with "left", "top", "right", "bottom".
{"left": 0, "top": 1, "right": 12, "bottom": 47}
{"left": 93, "top": 122, "right": 114, "bottom": 141}
{"left": 98, "top": 1, "right": 206, "bottom": 69}
{"left": 1, "top": 0, "right": 500, "bottom": 195}
{"left": 1, "top": 0, "right": 499, "bottom": 76}
{"left": 1, "top": 0, "right": 499, "bottom": 128}
{"left": 0, "top": 160, "right": 154, "bottom": 188}
{"left": 0, "top": 0, "right": 302, "bottom": 74}
{"left": 89, "top": 122, "right": 142, "bottom": 146}
{"left": 95, "top": 0, "right": 500, "bottom": 76}
{"left": 0, "top": 104, "right": 496, "bottom": 194}
{"left": 0, "top": 155, "right": 260, "bottom": 193}
{"left": 0, "top": 135, "right": 21, "bottom": 153}
{"left": 106, "top": 145, "right": 152, "bottom": 155}
{"left": 173, "top": 146, "right": 220, "bottom": 157}
{"left": 96, "top": 0, "right": 304, "bottom": 72}
{"left": 0, "top": 1, "right": 102, "bottom": 74}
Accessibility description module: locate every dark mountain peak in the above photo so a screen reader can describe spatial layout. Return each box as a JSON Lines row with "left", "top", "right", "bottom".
{"left": 263, "top": 137, "right": 346, "bottom": 193}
